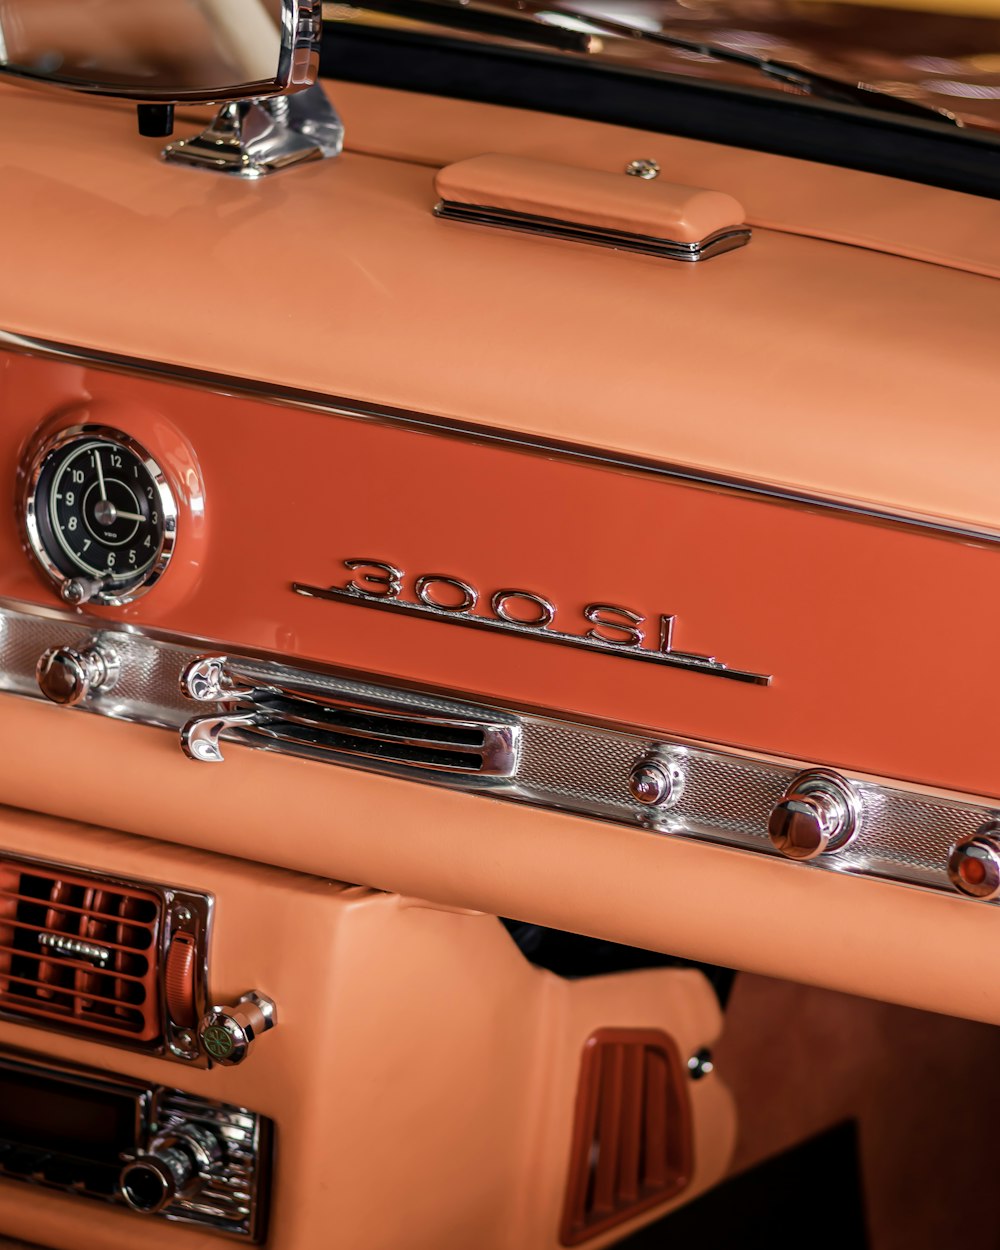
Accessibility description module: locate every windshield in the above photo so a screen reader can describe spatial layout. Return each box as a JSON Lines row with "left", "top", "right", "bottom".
{"left": 326, "top": 0, "right": 1000, "bottom": 133}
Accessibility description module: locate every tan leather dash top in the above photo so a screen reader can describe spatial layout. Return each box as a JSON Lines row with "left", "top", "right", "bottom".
{"left": 434, "top": 152, "right": 746, "bottom": 243}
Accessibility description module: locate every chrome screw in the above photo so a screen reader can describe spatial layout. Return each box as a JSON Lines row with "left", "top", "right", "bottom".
{"left": 171, "top": 906, "right": 193, "bottom": 929}
{"left": 175, "top": 1029, "right": 198, "bottom": 1053}
{"left": 625, "top": 158, "right": 660, "bottom": 180}
{"left": 688, "top": 1048, "right": 714, "bottom": 1080}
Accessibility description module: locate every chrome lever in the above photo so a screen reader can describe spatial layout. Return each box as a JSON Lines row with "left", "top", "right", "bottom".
{"left": 180, "top": 711, "right": 263, "bottom": 763}
{"left": 181, "top": 656, "right": 257, "bottom": 703}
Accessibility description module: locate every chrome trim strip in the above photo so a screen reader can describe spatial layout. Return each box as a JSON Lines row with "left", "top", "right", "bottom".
{"left": 0, "top": 330, "right": 996, "bottom": 545}
{"left": 1, "top": 599, "right": 996, "bottom": 907}
{"left": 37, "top": 932, "right": 113, "bottom": 965}
{"left": 433, "top": 201, "right": 751, "bottom": 261}
{"left": 293, "top": 581, "right": 772, "bottom": 685}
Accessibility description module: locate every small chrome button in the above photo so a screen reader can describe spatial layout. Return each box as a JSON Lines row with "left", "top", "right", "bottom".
{"left": 628, "top": 757, "right": 682, "bottom": 807}
{"left": 768, "top": 769, "right": 860, "bottom": 860}
{"left": 36, "top": 642, "right": 119, "bottom": 706}
{"left": 947, "top": 826, "right": 1000, "bottom": 899}
{"left": 199, "top": 991, "right": 276, "bottom": 1066}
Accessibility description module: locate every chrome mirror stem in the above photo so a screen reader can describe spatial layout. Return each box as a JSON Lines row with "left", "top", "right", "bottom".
{"left": 162, "top": 83, "right": 343, "bottom": 179}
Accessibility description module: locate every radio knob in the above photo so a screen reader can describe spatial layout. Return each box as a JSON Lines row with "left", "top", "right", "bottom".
{"left": 767, "top": 769, "right": 861, "bottom": 861}
{"left": 36, "top": 642, "right": 119, "bottom": 707}
{"left": 119, "top": 1123, "right": 221, "bottom": 1215}
{"left": 198, "top": 991, "right": 276, "bottom": 1066}
{"left": 947, "top": 826, "right": 1000, "bottom": 900}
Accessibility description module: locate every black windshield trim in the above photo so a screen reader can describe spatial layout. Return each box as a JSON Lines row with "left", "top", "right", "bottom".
{"left": 320, "top": 23, "right": 1000, "bottom": 201}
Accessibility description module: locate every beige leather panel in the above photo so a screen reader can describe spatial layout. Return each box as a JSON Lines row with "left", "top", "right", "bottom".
{"left": 0, "top": 698, "right": 997, "bottom": 1027}
{"left": 434, "top": 154, "right": 746, "bottom": 241}
{"left": 335, "top": 80, "right": 1000, "bottom": 280}
{"left": 0, "top": 83, "right": 998, "bottom": 530}
{"left": 0, "top": 807, "right": 732, "bottom": 1250}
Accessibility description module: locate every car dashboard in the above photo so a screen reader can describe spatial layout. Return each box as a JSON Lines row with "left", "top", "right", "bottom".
{"left": 0, "top": 30, "right": 999, "bottom": 1250}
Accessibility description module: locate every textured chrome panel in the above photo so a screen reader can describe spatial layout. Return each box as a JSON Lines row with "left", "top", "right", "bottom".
{"left": 1, "top": 598, "right": 997, "bottom": 903}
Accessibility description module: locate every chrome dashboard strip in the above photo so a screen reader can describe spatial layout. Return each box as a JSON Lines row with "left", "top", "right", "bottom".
{"left": 1, "top": 330, "right": 997, "bottom": 546}
{"left": 1, "top": 599, "right": 997, "bottom": 906}
{"left": 433, "top": 201, "right": 751, "bottom": 261}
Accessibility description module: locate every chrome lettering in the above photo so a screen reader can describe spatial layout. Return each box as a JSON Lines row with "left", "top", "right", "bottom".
{"left": 415, "top": 574, "right": 478, "bottom": 613}
{"left": 491, "top": 589, "right": 555, "bottom": 628}
{"left": 292, "top": 559, "right": 773, "bottom": 686}
{"left": 343, "top": 558, "right": 402, "bottom": 599}
{"left": 585, "top": 603, "right": 645, "bottom": 648}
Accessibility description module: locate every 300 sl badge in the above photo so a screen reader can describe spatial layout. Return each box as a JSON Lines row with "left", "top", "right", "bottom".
{"left": 293, "top": 559, "right": 772, "bottom": 686}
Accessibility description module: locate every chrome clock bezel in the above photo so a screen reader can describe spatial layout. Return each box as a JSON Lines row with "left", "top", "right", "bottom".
{"left": 22, "top": 424, "right": 178, "bottom": 606}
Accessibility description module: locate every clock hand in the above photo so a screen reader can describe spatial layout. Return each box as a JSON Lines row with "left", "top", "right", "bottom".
{"left": 113, "top": 511, "right": 145, "bottom": 522}
{"left": 95, "top": 449, "right": 108, "bottom": 501}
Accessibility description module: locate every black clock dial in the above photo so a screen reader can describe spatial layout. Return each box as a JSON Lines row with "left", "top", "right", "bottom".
{"left": 25, "top": 429, "right": 177, "bottom": 604}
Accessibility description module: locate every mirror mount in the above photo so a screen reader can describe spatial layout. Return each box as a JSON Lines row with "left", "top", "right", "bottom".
{"left": 162, "top": 83, "right": 343, "bottom": 178}
{"left": 0, "top": 0, "right": 341, "bottom": 176}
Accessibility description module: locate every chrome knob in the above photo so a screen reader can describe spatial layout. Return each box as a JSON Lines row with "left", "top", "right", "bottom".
{"left": 199, "top": 991, "right": 276, "bottom": 1066}
{"left": 60, "top": 576, "right": 107, "bottom": 606}
{"left": 119, "top": 1123, "right": 221, "bottom": 1214}
{"left": 628, "top": 757, "right": 683, "bottom": 807}
{"left": 947, "top": 826, "right": 1000, "bottom": 900}
{"left": 36, "top": 642, "right": 119, "bottom": 706}
{"left": 767, "top": 769, "right": 860, "bottom": 860}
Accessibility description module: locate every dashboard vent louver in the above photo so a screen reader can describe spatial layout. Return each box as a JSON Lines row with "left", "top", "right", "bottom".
{"left": 180, "top": 656, "right": 522, "bottom": 776}
{"left": 561, "top": 1029, "right": 693, "bottom": 1245}
{"left": 0, "top": 859, "right": 161, "bottom": 1042}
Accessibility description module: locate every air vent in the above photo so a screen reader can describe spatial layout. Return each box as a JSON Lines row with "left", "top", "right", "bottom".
{"left": 561, "top": 1029, "right": 693, "bottom": 1245}
{"left": 0, "top": 859, "right": 161, "bottom": 1042}
{"left": 180, "top": 656, "right": 522, "bottom": 774}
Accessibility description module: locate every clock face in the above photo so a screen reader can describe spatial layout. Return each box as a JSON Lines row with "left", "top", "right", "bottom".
{"left": 24, "top": 426, "right": 177, "bottom": 605}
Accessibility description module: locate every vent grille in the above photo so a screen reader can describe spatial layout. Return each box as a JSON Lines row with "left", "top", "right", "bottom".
{"left": 561, "top": 1029, "right": 693, "bottom": 1245}
{"left": 180, "top": 656, "right": 521, "bottom": 775}
{"left": 0, "top": 860, "right": 161, "bottom": 1042}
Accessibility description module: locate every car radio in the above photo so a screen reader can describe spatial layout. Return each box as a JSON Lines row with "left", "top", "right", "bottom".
{"left": 0, "top": 1049, "right": 271, "bottom": 1241}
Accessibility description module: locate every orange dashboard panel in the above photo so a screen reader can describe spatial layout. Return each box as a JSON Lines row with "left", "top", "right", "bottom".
{"left": 0, "top": 346, "right": 997, "bottom": 800}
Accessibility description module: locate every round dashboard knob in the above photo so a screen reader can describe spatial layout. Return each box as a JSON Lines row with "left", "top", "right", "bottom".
{"left": 119, "top": 1123, "right": 221, "bottom": 1215}
{"left": 767, "top": 769, "right": 861, "bottom": 860}
{"left": 627, "top": 757, "right": 682, "bottom": 808}
{"left": 199, "top": 991, "right": 276, "bottom": 1066}
{"left": 947, "top": 826, "right": 1000, "bottom": 900}
{"left": 36, "top": 643, "right": 119, "bottom": 707}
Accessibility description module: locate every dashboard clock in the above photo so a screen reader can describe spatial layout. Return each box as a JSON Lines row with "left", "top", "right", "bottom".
{"left": 23, "top": 426, "right": 177, "bottom": 606}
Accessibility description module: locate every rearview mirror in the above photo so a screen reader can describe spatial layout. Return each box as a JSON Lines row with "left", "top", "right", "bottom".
{"left": 0, "top": 0, "right": 321, "bottom": 103}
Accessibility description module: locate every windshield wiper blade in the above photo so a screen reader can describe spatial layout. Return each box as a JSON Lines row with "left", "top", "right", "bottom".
{"left": 348, "top": 0, "right": 960, "bottom": 127}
